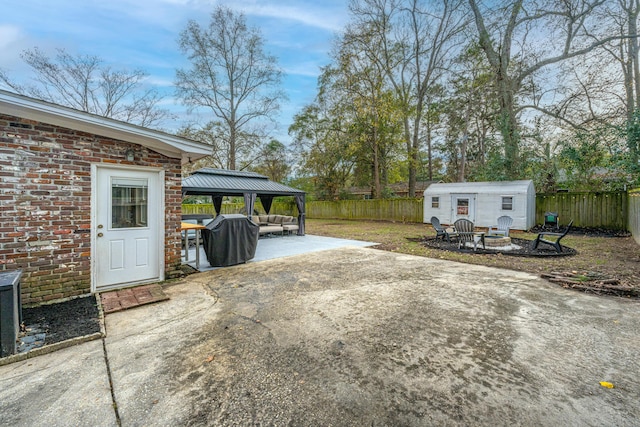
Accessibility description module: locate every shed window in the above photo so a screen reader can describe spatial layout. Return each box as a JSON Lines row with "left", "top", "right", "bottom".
{"left": 501, "top": 196, "right": 513, "bottom": 211}
{"left": 431, "top": 196, "right": 439, "bottom": 208}
{"left": 456, "top": 198, "right": 469, "bottom": 215}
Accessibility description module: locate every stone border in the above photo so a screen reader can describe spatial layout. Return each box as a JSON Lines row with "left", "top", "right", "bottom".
{"left": 0, "top": 294, "right": 106, "bottom": 367}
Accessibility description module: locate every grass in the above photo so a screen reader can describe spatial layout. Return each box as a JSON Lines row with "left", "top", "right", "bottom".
{"left": 305, "top": 218, "right": 640, "bottom": 289}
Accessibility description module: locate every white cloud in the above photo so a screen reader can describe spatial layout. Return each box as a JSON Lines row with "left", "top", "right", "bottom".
{"left": 0, "top": 25, "right": 27, "bottom": 68}
{"left": 284, "top": 61, "right": 323, "bottom": 78}
{"left": 222, "top": 1, "right": 348, "bottom": 32}
{"left": 0, "top": 25, "right": 22, "bottom": 49}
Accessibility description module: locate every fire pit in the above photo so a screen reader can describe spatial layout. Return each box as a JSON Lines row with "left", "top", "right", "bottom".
{"left": 484, "top": 236, "right": 511, "bottom": 248}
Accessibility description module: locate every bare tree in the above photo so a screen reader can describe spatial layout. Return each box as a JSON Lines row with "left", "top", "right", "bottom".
{"left": 175, "top": 6, "right": 286, "bottom": 170}
{"left": 596, "top": 0, "right": 640, "bottom": 164}
{"left": 0, "top": 47, "right": 171, "bottom": 128}
{"left": 467, "top": 0, "right": 621, "bottom": 178}
{"left": 348, "top": 0, "right": 467, "bottom": 195}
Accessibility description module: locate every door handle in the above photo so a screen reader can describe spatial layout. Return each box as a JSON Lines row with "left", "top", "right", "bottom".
{"left": 97, "top": 232, "right": 103, "bottom": 237}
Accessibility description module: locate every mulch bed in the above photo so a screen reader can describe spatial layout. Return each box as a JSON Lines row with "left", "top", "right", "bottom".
{"left": 529, "top": 225, "right": 631, "bottom": 238}
{"left": 417, "top": 236, "right": 578, "bottom": 257}
{"left": 20, "top": 296, "right": 101, "bottom": 348}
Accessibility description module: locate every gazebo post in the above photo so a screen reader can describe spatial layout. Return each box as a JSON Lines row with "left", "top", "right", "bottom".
{"left": 243, "top": 193, "right": 256, "bottom": 219}
{"left": 295, "top": 194, "right": 306, "bottom": 236}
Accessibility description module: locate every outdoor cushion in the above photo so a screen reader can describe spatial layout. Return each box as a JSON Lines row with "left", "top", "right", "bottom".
{"left": 252, "top": 214, "right": 298, "bottom": 236}
{"left": 259, "top": 224, "right": 284, "bottom": 235}
{"left": 282, "top": 224, "right": 299, "bottom": 234}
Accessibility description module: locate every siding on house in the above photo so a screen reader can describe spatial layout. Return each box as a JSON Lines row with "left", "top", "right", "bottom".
{"left": 0, "top": 114, "right": 184, "bottom": 305}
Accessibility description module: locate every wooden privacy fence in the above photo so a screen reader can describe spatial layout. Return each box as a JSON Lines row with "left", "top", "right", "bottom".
{"left": 305, "top": 199, "right": 423, "bottom": 223}
{"left": 183, "top": 191, "right": 631, "bottom": 230}
{"left": 536, "top": 192, "right": 627, "bottom": 230}
{"left": 629, "top": 189, "right": 640, "bottom": 244}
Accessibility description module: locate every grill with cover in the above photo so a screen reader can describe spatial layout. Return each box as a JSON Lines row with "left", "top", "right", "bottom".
{"left": 201, "top": 214, "right": 259, "bottom": 267}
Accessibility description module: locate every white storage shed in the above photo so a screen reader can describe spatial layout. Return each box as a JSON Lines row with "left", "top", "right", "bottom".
{"left": 423, "top": 180, "right": 536, "bottom": 230}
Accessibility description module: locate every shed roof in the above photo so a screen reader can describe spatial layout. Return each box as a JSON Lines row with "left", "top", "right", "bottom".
{"left": 182, "top": 168, "right": 305, "bottom": 197}
{"left": 424, "top": 180, "right": 534, "bottom": 194}
{"left": 0, "top": 89, "right": 210, "bottom": 164}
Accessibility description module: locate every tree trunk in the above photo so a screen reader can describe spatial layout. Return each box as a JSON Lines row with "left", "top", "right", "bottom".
{"left": 410, "top": 126, "right": 420, "bottom": 196}
{"left": 426, "top": 120, "right": 433, "bottom": 182}
{"left": 373, "top": 126, "right": 381, "bottom": 199}
{"left": 458, "top": 104, "right": 471, "bottom": 182}
{"left": 629, "top": 1, "right": 640, "bottom": 164}
{"left": 229, "top": 125, "right": 236, "bottom": 170}
{"left": 497, "top": 76, "right": 520, "bottom": 177}
{"left": 402, "top": 116, "right": 416, "bottom": 197}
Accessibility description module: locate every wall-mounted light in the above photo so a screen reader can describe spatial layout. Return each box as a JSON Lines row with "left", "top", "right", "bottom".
{"left": 125, "top": 149, "right": 135, "bottom": 162}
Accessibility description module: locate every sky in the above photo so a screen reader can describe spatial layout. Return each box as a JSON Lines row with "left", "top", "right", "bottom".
{"left": 0, "top": 0, "right": 350, "bottom": 143}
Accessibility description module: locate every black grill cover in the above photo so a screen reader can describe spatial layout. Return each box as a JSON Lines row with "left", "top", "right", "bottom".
{"left": 201, "top": 214, "right": 259, "bottom": 267}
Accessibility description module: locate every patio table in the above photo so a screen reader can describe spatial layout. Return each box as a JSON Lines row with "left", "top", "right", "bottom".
{"left": 181, "top": 222, "right": 206, "bottom": 269}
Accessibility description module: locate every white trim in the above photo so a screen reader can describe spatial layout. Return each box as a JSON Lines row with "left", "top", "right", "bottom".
{"left": 0, "top": 89, "right": 210, "bottom": 164}
{"left": 91, "top": 164, "right": 165, "bottom": 293}
{"left": 91, "top": 164, "right": 98, "bottom": 293}
{"left": 158, "top": 169, "right": 166, "bottom": 283}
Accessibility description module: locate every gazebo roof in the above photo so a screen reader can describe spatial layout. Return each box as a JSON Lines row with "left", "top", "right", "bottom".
{"left": 182, "top": 168, "right": 305, "bottom": 197}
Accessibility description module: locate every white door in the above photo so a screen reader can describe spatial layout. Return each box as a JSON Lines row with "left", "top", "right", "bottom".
{"left": 94, "top": 167, "right": 162, "bottom": 291}
{"left": 451, "top": 193, "right": 476, "bottom": 223}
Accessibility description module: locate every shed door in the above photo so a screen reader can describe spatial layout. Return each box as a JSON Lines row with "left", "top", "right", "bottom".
{"left": 94, "top": 167, "right": 162, "bottom": 291}
{"left": 451, "top": 193, "right": 476, "bottom": 223}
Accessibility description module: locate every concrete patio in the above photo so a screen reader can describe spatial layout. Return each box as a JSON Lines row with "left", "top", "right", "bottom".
{"left": 2, "top": 243, "right": 640, "bottom": 426}
{"left": 182, "top": 233, "right": 378, "bottom": 271}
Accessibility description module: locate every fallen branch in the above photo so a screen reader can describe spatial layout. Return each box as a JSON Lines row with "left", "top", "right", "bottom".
{"left": 541, "top": 271, "right": 638, "bottom": 298}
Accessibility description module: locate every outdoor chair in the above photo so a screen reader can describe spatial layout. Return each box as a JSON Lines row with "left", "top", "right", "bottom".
{"left": 453, "top": 218, "right": 484, "bottom": 250}
{"left": 430, "top": 216, "right": 454, "bottom": 242}
{"left": 532, "top": 220, "right": 574, "bottom": 253}
{"left": 487, "top": 215, "right": 513, "bottom": 237}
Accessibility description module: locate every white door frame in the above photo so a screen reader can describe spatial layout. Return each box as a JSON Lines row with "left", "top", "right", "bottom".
{"left": 90, "top": 164, "right": 165, "bottom": 292}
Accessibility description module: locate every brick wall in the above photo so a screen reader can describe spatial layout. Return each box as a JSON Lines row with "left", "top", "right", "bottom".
{"left": 0, "top": 114, "right": 184, "bottom": 305}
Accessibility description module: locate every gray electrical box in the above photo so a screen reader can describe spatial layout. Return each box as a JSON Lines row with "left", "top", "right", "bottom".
{"left": 0, "top": 270, "right": 22, "bottom": 357}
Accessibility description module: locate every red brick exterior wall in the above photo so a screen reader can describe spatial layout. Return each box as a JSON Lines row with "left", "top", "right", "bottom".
{"left": 0, "top": 114, "right": 184, "bottom": 305}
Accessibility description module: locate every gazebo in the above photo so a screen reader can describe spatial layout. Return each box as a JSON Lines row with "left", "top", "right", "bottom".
{"left": 181, "top": 168, "right": 306, "bottom": 235}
